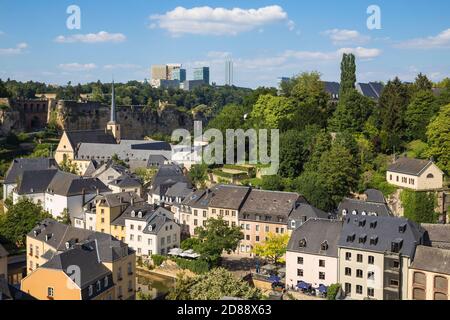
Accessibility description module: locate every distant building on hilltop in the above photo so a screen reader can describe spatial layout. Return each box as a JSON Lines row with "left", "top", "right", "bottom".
{"left": 193, "top": 67, "right": 210, "bottom": 85}
{"left": 225, "top": 60, "right": 234, "bottom": 86}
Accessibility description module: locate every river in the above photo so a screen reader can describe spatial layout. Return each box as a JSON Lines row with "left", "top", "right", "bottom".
{"left": 136, "top": 270, "right": 176, "bottom": 300}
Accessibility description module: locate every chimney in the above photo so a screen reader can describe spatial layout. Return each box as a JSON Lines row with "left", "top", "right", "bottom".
{"left": 130, "top": 197, "right": 135, "bottom": 206}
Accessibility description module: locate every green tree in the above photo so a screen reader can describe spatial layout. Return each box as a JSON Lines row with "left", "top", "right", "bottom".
{"left": 329, "top": 89, "right": 375, "bottom": 133}
{"left": 181, "top": 237, "right": 202, "bottom": 250}
{"left": 327, "top": 284, "right": 341, "bottom": 300}
{"left": 260, "top": 175, "right": 285, "bottom": 191}
{"left": 193, "top": 217, "right": 244, "bottom": 265}
{"left": 207, "top": 104, "right": 247, "bottom": 134}
{"left": 279, "top": 130, "right": 309, "bottom": 178}
{"left": 252, "top": 233, "right": 290, "bottom": 264}
{"left": 167, "top": 268, "right": 261, "bottom": 300}
{"left": 318, "top": 143, "right": 359, "bottom": 206}
{"left": 0, "top": 198, "right": 52, "bottom": 247}
{"left": 251, "top": 94, "right": 296, "bottom": 130}
{"left": 426, "top": 104, "right": 450, "bottom": 173}
{"left": 56, "top": 208, "right": 71, "bottom": 225}
{"left": 188, "top": 164, "right": 208, "bottom": 188}
{"left": 378, "top": 77, "right": 411, "bottom": 152}
{"left": 60, "top": 154, "right": 79, "bottom": 175}
{"left": 339, "top": 53, "right": 356, "bottom": 96}
{"left": 413, "top": 73, "right": 433, "bottom": 92}
{"left": 400, "top": 190, "right": 437, "bottom": 223}
{"left": 295, "top": 171, "right": 334, "bottom": 211}
{"left": 405, "top": 90, "right": 438, "bottom": 141}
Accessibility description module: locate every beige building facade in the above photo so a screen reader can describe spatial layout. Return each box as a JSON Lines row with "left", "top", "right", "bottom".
{"left": 386, "top": 158, "right": 444, "bottom": 190}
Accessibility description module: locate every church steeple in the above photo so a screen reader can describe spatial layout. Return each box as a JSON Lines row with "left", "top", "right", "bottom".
{"left": 110, "top": 80, "right": 116, "bottom": 123}
{"left": 107, "top": 80, "right": 121, "bottom": 143}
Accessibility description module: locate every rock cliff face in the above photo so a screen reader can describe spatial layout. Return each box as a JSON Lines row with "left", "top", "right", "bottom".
{"left": 55, "top": 101, "right": 209, "bottom": 139}
{"left": 0, "top": 98, "right": 23, "bottom": 136}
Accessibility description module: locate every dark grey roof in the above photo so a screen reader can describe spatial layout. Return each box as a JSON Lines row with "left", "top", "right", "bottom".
{"left": 289, "top": 203, "right": 330, "bottom": 225}
{"left": 164, "top": 182, "right": 194, "bottom": 199}
{"left": 128, "top": 154, "right": 167, "bottom": 170}
{"left": 150, "top": 165, "right": 191, "bottom": 197}
{"left": 96, "top": 192, "right": 144, "bottom": 208}
{"left": 410, "top": 246, "right": 450, "bottom": 275}
{"left": 181, "top": 188, "right": 217, "bottom": 209}
{"left": 387, "top": 157, "right": 434, "bottom": 176}
{"left": 357, "top": 82, "right": 384, "bottom": 99}
{"left": 16, "top": 169, "right": 58, "bottom": 195}
{"left": 364, "top": 189, "right": 386, "bottom": 204}
{"left": 66, "top": 130, "right": 117, "bottom": 148}
{"left": 0, "top": 244, "right": 8, "bottom": 258}
{"left": 130, "top": 141, "right": 171, "bottom": 151}
{"left": 111, "top": 203, "right": 158, "bottom": 227}
{"left": 240, "top": 189, "right": 301, "bottom": 223}
{"left": 109, "top": 175, "right": 142, "bottom": 188}
{"left": 4, "top": 158, "right": 58, "bottom": 184}
{"left": 28, "top": 219, "right": 132, "bottom": 262}
{"left": 41, "top": 241, "right": 114, "bottom": 296}
{"left": 337, "top": 198, "right": 392, "bottom": 217}
{"left": 208, "top": 184, "right": 251, "bottom": 210}
{"left": 338, "top": 216, "right": 425, "bottom": 258}
{"left": 421, "top": 224, "right": 450, "bottom": 249}
{"left": 0, "top": 275, "right": 13, "bottom": 300}
{"left": 287, "top": 219, "right": 343, "bottom": 257}
{"left": 143, "top": 208, "right": 176, "bottom": 235}
{"left": 82, "top": 160, "right": 100, "bottom": 177}
{"left": 323, "top": 81, "right": 340, "bottom": 97}
{"left": 47, "top": 171, "right": 110, "bottom": 196}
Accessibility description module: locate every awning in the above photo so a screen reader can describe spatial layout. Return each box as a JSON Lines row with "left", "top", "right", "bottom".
{"left": 296, "top": 281, "right": 311, "bottom": 290}
{"left": 318, "top": 284, "right": 328, "bottom": 293}
{"left": 268, "top": 275, "right": 281, "bottom": 283}
{"left": 261, "top": 264, "right": 277, "bottom": 271}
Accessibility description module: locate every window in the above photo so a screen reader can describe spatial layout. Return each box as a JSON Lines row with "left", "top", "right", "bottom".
{"left": 319, "top": 272, "right": 325, "bottom": 280}
{"left": 413, "top": 272, "right": 426, "bottom": 286}
{"left": 97, "top": 281, "right": 101, "bottom": 291}
{"left": 368, "top": 256, "right": 375, "bottom": 264}
{"left": 246, "top": 235, "right": 250, "bottom": 241}
{"left": 138, "top": 225, "right": 142, "bottom": 231}
{"left": 194, "top": 210, "right": 198, "bottom": 216}
{"left": 137, "top": 235, "right": 142, "bottom": 242}
{"left": 130, "top": 234, "right": 134, "bottom": 241}
{"left": 130, "top": 224, "right": 134, "bottom": 230}
{"left": 161, "top": 238, "right": 165, "bottom": 245}
{"left": 194, "top": 219, "right": 198, "bottom": 226}
{"left": 212, "top": 209, "right": 216, "bottom": 214}
{"left": 255, "top": 225, "right": 260, "bottom": 232}
{"left": 357, "top": 254, "right": 363, "bottom": 263}
{"left": 104, "top": 277, "right": 109, "bottom": 287}
{"left": 427, "top": 173, "right": 434, "bottom": 179}
{"left": 246, "top": 224, "right": 250, "bottom": 230}
{"left": 344, "top": 283, "right": 351, "bottom": 294}
{"left": 319, "top": 260, "right": 325, "bottom": 267}
{"left": 128, "top": 262, "right": 132, "bottom": 275}
{"left": 368, "top": 271, "right": 375, "bottom": 280}
{"left": 47, "top": 287, "right": 54, "bottom": 298}
{"left": 434, "top": 276, "right": 448, "bottom": 292}
{"left": 345, "top": 267, "right": 352, "bottom": 276}
{"left": 434, "top": 292, "right": 447, "bottom": 300}
{"left": 345, "top": 252, "right": 351, "bottom": 261}
{"left": 148, "top": 250, "right": 152, "bottom": 256}
{"left": 203, "top": 211, "right": 207, "bottom": 217}
{"left": 390, "top": 279, "right": 399, "bottom": 287}
{"left": 148, "top": 239, "right": 153, "bottom": 246}
{"left": 367, "top": 287, "right": 374, "bottom": 297}
{"left": 265, "top": 226, "right": 270, "bottom": 232}
{"left": 89, "top": 285, "right": 93, "bottom": 296}
{"left": 29, "top": 244, "right": 33, "bottom": 257}
{"left": 167, "top": 235, "right": 171, "bottom": 244}
{"left": 256, "top": 236, "right": 260, "bottom": 242}
{"left": 413, "top": 288, "right": 426, "bottom": 300}
{"left": 297, "top": 269, "right": 303, "bottom": 277}
{"left": 137, "top": 248, "right": 141, "bottom": 254}
{"left": 389, "top": 174, "right": 392, "bottom": 181}
{"left": 393, "top": 260, "right": 400, "bottom": 269}
{"left": 356, "top": 269, "right": 363, "bottom": 278}
{"left": 356, "top": 285, "right": 363, "bottom": 294}
{"left": 297, "top": 257, "right": 304, "bottom": 265}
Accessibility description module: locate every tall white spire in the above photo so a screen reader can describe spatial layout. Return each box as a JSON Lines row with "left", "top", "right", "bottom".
{"left": 110, "top": 80, "right": 116, "bottom": 123}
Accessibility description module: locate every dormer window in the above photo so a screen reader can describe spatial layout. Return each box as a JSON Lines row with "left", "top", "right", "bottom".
{"left": 321, "top": 241, "right": 328, "bottom": 251}
{"left": 131, "top": 210, "right": 135, "bottom": 218}
{"left": 291, "top": 220, "right": 296, "bottom": 229}
{"left": 96, "top": 281, "right": 101, "bottom": 291}
{"left": 361, "top": 211, "right": 367, "bottom": 216}
{"left": 299, "top": 238, "right": 307, "bottom": 248}
{"left": 391, "top": 239, "right": 403, "bottom": 253}
{"left": 369, "top": 221, "right": 377, "bottom": 229}
{"left": 358, "top": 235, "right": 367, "bottom": 243}
{"left": 104, "top": 277, "right": 109, "bottom": 287}
{"left": 88, "top": 285, "right": 93, "bottom": 296}
{"left": 370, "top": 236, "right": 378, "bottom": 245}
{"left": 342, "top": 209, "right": 347, "bottom": 216}
{"left": 352, "top": 210, "right": 358, "bottom": 215}
{"left": 398, "top": 223, "right": 407, "bottom": 233}
{"left": 346, "top": 233, "right": 356, "bottom": 242}
{"left": 358, "top": 219, "right": 366, "bottom": 227}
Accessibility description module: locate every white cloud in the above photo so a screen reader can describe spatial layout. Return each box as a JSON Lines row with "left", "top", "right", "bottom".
{"left": 0, "top": 42, "right": 28, "bottom": 55}
{"left": 395, "top": 28, "right": 450, "bottom": 49}
{"left": 55, "top": 31, "right": 126, "bottom": 43}
{"left": 58, "top": 63, "right": 97, "bottom": 71}
{"left": 322, "top": 29, "right": 370, "bottom": 45}
{"left": 103, "top": 64, "right": 141, "bottom": 70}
{"left": 149, "top": 5, "right": 290, "bottom": 36}
{"left": 337, "top": 47, "right": 382, "bottom": 59}
{"left": 207, "top": 51, "right": 232, "bottom": 59}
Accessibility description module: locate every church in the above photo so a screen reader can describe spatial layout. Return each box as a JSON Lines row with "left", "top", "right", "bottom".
{"left": 54, "top": 82, "right": 173, "bottom": 175}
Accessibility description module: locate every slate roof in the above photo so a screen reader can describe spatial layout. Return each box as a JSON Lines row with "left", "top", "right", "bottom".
{"left": 4, "top": 158, "right": 58, "bottom": 184}
{"left": 421, "top": 224, "right": 450, "bottom": 249}
{"left": 337, "top": 198, "right": 392, "bottom": 217}
{"left": 287, "top": 219, "right": 343, "bottom": 257}
{"left": 323, "top": 81, "right": 340, "bottom": 97}
{"left": 164, "top": 182, "right": 194, "bottom": 199}
{"left": 82, "top": 160, "right": 100, "bottom": 177}
{"left": 47, "top": 171, "right": 110, "bottom": 196}
{"left": 41, "top": 241, "right": 114, "bottom": 296}
{"left": 128, "top": 154, "right": 167, "bottom": 171}
{"left": 289, "top": 203, "right": 330, "bottom": 225}
{"left": 410, "top": 246, "right": 450, "bottom": 275}
{"left": 209, "top": 184, "right": 251, "bottom": 210}
{"left": 111, "top": 203, "right": 158, "bottom": 227}
{"left": 143, "top": 207, "right": 177, "bottom": 235}
{"left": 364, "top": 189, "right": 386, "bottom": 204}
{"left": 338, "top": 216, "right": 425, "bottom": 258}
{"left": 387, "top": 157, "right": 434, "bottom": 176}
{"left": 150, "top": 165, "right": 192, "bottom": 197}
{"left": 66, "top": 130, "right": 117, "bottom": 148}
{"left": 181, "top": 188, "right": 218, "bottom": 209}
{"left": 28, "top": 219, "right": 132, "bottom": 262}
{"left": 16, "top": 169, "right": 58, "bottom": 195}
{"left": 0, "top": 275, "right": 13, "bottom": 300}
{"left": 109, "top": 175, "right": 142, "bottom": 188}
{"left": 357, "top": 82, "right": 384, "bottom": 99}
{"left": 240, "top": 189, "right": 300, "bottom": 222}
{"left": 96, "top": 192, "right": 144, "bottom": 208}
{"left": 0, "top": 244, "right": 8, "bottom": 258}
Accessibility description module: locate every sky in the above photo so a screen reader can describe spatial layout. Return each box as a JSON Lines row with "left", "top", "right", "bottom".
{"left": 0, "top": 0, "right": 449, "bottom": 88}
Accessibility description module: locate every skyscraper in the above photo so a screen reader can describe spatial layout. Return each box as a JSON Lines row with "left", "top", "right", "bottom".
{"left": 193, "top": 67, "right": 210, "bottom": 85}
{"left": 172, "top": 68, "right": 187, "bottom": 82}
{"left": 225, "top": 60, "right": 234, "bottom": 86}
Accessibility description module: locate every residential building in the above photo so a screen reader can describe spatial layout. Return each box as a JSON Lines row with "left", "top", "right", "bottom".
{"left": 179, "top": 188, "right": 216, "bottom": 236}
{"left": 386, "top": 157, "right": 444, "bottom": 190}
{"left": 147, "top": 164, "right": 192, "bottom": 206}
{"left": 90, "top": 161, "right": 130, "bottom": 184}
{"left": 288, "top": 203, "right": 330, "bottom": 231}
{"left": 107, "top": 175, "right": 142, "bottom": 196}
{"left": 337, "top": 191, "right": 392, "bottom": 219}
{"left": 286, "top": 219, "right": 343, "bottom": 289}
{"left": 3, "top": 157, "right": 58, "bottom": 200}
{"left": 193, "top": 67, "right": 210, "bottom": 85}
{"left": 409, "top": 245, "right": 450, "bottom": 300}
{"left": 238, "top": 189, "right": 305, "bottom": 254}
{"left": 225, "top": 60, "right": 234, "bottom": 86}
{"left": 338, "top": 216, "right": 425, "bottom": 300}
{"left": 22, "top": 219, "right": 136, "bottom": 300}
{"left": 114, "top": 203, "right": 180, "bottom": 256}
{"left": 323, "top": 81, "right": 340, "bottom": 101}
{"left": 322, "top": 81, "right": 384, "bottom": 101}
{"left": 421, "top": 224, "right": 450, "bottom": 249}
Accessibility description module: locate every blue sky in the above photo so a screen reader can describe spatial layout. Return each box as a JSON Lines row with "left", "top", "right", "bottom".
{"left": 0, "top": 0, "right": 449, "bottom": 88}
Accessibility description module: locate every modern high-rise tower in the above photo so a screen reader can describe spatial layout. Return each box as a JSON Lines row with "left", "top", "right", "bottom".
{"left": 193, "top": 67, "right": 210, "bottom": 85}
{"left": 225, "top": 60, "right": 234, "bottom": 86}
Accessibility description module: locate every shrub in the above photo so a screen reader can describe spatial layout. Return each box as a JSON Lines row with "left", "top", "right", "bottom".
{"left": 171, "top": 257, "right": 210, "bottom": 274}
{"left": 151, "top": 254, "right": 167, "bottom": 267}
{"left": 327, "top": 283, "right": 341, "bottom": 300}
